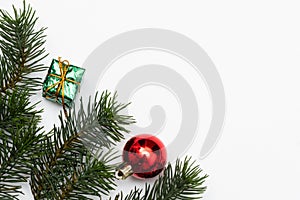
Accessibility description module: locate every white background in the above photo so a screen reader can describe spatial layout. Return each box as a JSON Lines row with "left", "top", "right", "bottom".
{"left": 2, "top": 0, "right": 300, "bottom": 199}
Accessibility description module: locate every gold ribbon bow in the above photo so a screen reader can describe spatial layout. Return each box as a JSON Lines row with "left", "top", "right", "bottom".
{"left": 45, "top": 57, "right": 80, "bottom": 117}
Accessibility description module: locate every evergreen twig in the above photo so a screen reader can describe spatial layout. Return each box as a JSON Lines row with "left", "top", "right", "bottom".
{"left": 0, "top": 1, "right": 47, "bottom": 199}
{"left": 0, "top": 1, "right": 48, "bottom": 95}
{"left": 112, "top": 157, "right": 208, "bottom": 200}
{"left": 0, "top": 89, "right": 45, "bottom": 199}
{"left": 30, "top": 91, "right": 135, "bottom": 200}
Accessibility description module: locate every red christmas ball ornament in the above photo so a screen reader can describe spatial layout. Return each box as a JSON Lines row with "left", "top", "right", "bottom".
{"left": 116, "top": 134, "right": 167, "bottom": 179}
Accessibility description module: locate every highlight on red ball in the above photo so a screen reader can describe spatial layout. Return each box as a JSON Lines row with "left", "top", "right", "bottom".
{"left": 123, "top": 134, "right": 167, "bottom": 179}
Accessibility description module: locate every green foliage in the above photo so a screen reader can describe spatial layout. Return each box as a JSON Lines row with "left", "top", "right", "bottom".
{"left": 0, "top": 1, "right": 208, "bottom": 200}
{"left": 0, "top": 1, "right": 47, "bottom": 95}
{"left": 97, "top": 91, "right": 135, "bottom": 143}
{"left": 0, "top": 89, "right": 45, "bottom": 199}
{"left": 30, "top": 91, "right": 135, "bottom": 200}
{"left": 0, "top": 1, "right": 47, "bottom": 198}
{"left": 113, "top": 157, "right": 208, "bottom": 200}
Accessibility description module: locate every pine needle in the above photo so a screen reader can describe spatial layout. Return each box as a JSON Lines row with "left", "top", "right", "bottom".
{"left": 30, "top": 91, "right": 135, "bottom": 199}
{"left": 0, "top": 0, "right": 48, "bottom": 95}
{"left": 112, "top": 157, "right": 208, "bottom": 200}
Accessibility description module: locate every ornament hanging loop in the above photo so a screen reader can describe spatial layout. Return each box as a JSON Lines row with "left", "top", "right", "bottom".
{"left": 115, "top": 162, "right": 133, "bottom": 180}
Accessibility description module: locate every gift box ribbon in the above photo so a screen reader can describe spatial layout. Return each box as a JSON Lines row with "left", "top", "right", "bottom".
{"left": 45, "top": 57, "right": 80, "bottom": 117}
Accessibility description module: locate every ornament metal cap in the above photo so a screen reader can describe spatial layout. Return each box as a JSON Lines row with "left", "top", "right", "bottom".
{"left": 115, "top": 162, "right": 133, "bottom": 180}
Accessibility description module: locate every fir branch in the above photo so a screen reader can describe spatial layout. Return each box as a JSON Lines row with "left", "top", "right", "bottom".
{"left": 112, "top": 188, "right": 143, "bottom": 200}
{"left": 0, "top": 89, "right": 45, "bottom": 199}
{"left": 59, "top": 152, "right": 116, "bottom": 200}
{"left": 96, "top": 91, "right": 135, "bottom": 143}
{"left": 31, "top": 149, "right": 116, "bottom": 200}
{"left": 30, "top": 91, "right": 135, "bottom": 200}
{"left": 0, "top": 89, "right": 42, "bottom": 133}
{"left": 0, "top": 1, "right": 48, "bottom": 95}
{"left": 113, "top": 157, "right": 208, "bottom": 200}
{"left": 0, "top": 2, "right": 48, "bottom": 198}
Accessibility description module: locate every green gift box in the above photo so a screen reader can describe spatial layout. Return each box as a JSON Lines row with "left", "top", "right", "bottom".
{"left": 42, "top": 58, "right": 85, "bottom": 108}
